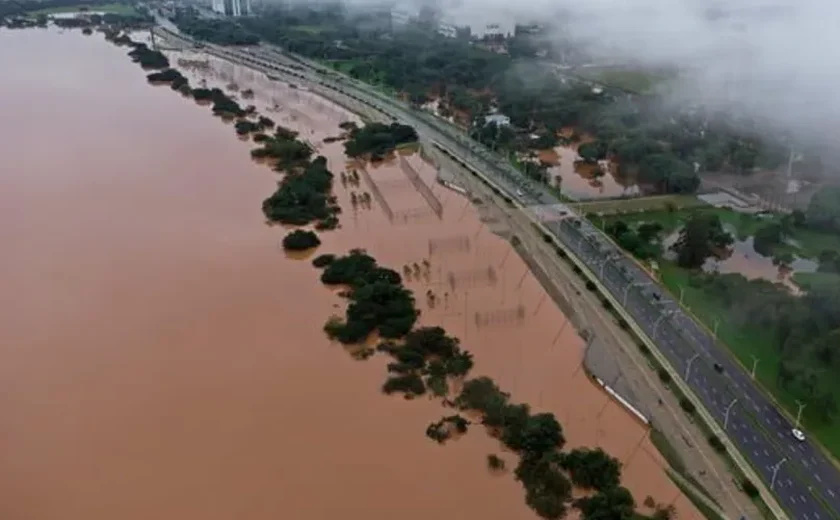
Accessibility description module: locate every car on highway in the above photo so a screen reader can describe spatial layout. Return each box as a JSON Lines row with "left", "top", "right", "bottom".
{"left": 792, "top": 428, "right": 806, "bottom": 442}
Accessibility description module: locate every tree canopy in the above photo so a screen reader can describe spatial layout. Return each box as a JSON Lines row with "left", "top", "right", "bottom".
{"left": 344, "top": 122, "right": 418, "bottom": 160}
{"left": 671, "top": 213, "right": 733, "bottom": 268}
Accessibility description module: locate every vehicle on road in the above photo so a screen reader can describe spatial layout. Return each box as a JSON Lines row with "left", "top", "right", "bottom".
{"left": 792, "top": 428, "right": 806, "bottom": 442}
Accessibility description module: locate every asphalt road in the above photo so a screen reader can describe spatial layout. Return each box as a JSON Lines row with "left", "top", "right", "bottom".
{"left": 154, "top": 26, "right": 840, "bottom": 519}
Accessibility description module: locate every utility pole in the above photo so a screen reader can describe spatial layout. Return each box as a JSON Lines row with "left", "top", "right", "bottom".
{"left": 750, "top": 355, "right": 759, "bottom": 379}
{"left": 724, "top": 398, "right": 738, "bottom": 430}
{"left": 771, "top": 458, "right": 786, "bottom": 490}
{"left": 679, "top": 285, "right": 685, "bottom": 305}
{"left": 713, "top": 318, "right": 720, "bottom": 340}
{"left": 795, "top": 400, "right": 806, "bottom": 429}
{"left": 685, "top": 353, "right": 700, "bottom": 382}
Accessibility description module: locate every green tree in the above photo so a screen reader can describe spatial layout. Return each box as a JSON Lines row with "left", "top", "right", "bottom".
{"left": 575, "top": 486, "right": 635, "bottom": 520}
{"left": 672, "top": 214, "right": 733, "bottom": 269}
{"left": 806, "top": 186, "right": 840, "bottom": 232}
{"left": 281, "top": 229, "right": 321, "bottom": 251}
{"left": 559, "top": 448, "right": 621, "bottom": 490}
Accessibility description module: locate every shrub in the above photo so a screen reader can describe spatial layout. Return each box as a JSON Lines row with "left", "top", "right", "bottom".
{"left": 382, "top": 373, "right": 425, "bottom": 395}
{"left": 312, "top": 254, "right": 336, "bottom": 268}
{"left": 558, "top": 447, "right": 621, "bottom": 491}
{"left": 282, "top": 229, "right": 321, "bottom": 251}
{"left": 708, "top": 435, "right": 726, "bottom": 453}
{"left": 742, "top": 478, "right": 759, "bottom": 498}
{"left": 487, "top": 454, "right": 505, "bottom": 470}
{"left": 617, "top": 318, "right": 629, "bottom": 330}
{"left": 657, "top": 369, "right": 671, "bottom": 384}
{"left": 585, "top": 280, "right": 597, "bottom": 291}
{"left": 679, "top": 397, "right": 696, "bottom": 414}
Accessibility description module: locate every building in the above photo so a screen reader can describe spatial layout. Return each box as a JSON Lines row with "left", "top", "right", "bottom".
{"left": 211, "top": 0, "right": 250, "bottom": 17}
{"left": 437, "top": 21, "right": 457, "bottom": 38}
{"left": 484, "top": 113, "right": 511, "bottom": 127}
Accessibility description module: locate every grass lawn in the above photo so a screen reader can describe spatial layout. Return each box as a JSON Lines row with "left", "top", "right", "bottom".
{"left": 596, "top": 205, "right": 840, "bottom": 458}
{"left": 28, "top": 2, "right": 137, "bottom": 15}
{"left": 602, "top": 205, "right": 840, "bottom": 261}
{"left": 574, "top": 67, "right": 674, "bottom": 94}
{"left": 577, "top": 194, "right": 707, "bottom": 215}
{"left": 793, "top": 271, "right": 840, "bottom": 291}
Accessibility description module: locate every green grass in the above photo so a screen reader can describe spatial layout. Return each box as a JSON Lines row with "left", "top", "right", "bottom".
{"left": 603, "top": 205, "right": 840, "bottom": 260}
{"left": 793, "top": 271, "right": 840, "bottom": 291}
{"left": 27, "top": 2, "right": 137, "bottom": 15}
{"left": 597, "top": 205, "right": 840, "bottom": 459}
{"left": 576, "top": 194, "right": 707, "bottom": 215}
{"left": 656, "top": 262, "right": 840, "bottom": 456}
{"left": 665, "top": 470, "right": 728, "bottom": 520}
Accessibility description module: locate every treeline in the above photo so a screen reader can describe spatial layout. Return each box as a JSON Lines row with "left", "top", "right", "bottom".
{"left": 116, "top": 31, "right": 342, "bottom": 259}
{"left": 171, "top": 8, "right": 258, "bottom": 46}
{"left": 128, "top": 42, "right": 169, "bottom": 69}
{"left": 606, "top": 196, "right": 840, "bottom": 424}
{"left": 0, "top": 0, "right": 129, "bottom": 18}
{"left": 343, "top": 122, "right": 418, "bottom": 160}
{"left": 258, "top": 128, "right": 341, "bottom": 230}
{"left": 211, "top": 5, "right": 792, "bottom": 195}
{"left": 313, "top": 249, "right": 675, "bottom": 519}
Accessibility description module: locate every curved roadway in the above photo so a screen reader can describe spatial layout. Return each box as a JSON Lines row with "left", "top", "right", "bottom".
{"left": 154, "top": 26, "right": 840, "bottom": 519}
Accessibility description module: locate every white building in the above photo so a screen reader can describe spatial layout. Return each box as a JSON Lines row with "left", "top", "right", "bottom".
{"left": 484, "top": 114, "right": 511, "bottom": 126}
{"left": 211, "top": 0, "right": 250, "bottom": 17}
{"left": 437, "top": 21, "right": 457, "bottom": 38}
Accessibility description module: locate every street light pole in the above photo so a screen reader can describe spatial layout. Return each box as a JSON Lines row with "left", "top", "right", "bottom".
{"left": 771, "top": 458, "right": 787, "bottom": 489}
{"left": 622, "top": 282, "right": 640, "bottom": 307}
{"left": 679, "top": 285, "right": 685, "bottom": 305}
{"left": 724, "top": 398, "right": 738, "bottom": 430}
{"left": 713, "top": 318, "right": 720, "bottom": 340}
{"left": 750, "top": 355, "right": 759, "bottom": 379}
{"left": 652, "top": 310, "right": 674, "bottom": 341}
{"left": 685, "top": 353, "right": 700, "bottom": 382}
{"left": 599, "top": 256, "right": 614, "bottom": 278}
{"left": 795, "top": 400, "right": 806, "bottom": 429}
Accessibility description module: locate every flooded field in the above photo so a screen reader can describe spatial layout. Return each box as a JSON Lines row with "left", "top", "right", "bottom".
{"left": 664, "top": 224, "right": 818, "bottom": 292}
{"left": 538, "top": 146, "right": 642, "bottom": 200}
{"left": 0, "top": 28, "right": 699, "bottom": 519}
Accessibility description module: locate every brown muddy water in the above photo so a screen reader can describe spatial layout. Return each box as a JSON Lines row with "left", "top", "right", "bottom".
{"left": 538, "top": 147, "right": 642, "bottom": 200}
{"left": 0, "top": 28, "right": 699, "bottom": 519}
{"left": 664, "top": 224, "right": 818, "bottom": 293}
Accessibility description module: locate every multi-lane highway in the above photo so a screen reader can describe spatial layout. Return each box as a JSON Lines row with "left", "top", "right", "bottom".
{"left": 154, "top": 26, "right": 840, "bottom": 519}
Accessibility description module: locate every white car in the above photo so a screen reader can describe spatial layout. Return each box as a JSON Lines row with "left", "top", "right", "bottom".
{"left": 516, "top": 189, "right": 524, "bottom": 197}
{"left": 791, "top": 428, "right": 806, "bottom": 442}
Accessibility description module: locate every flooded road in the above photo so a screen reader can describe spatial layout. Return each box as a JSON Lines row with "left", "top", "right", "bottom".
{"left": 0, "top": 28, "right": 698, "bottom": 519}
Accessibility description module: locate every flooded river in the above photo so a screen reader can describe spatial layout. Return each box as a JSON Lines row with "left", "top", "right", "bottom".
{"left": 0, "top": 28, "right": 699, "bottom": 519}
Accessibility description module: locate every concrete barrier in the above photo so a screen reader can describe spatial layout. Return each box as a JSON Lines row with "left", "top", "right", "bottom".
{"left": 592, "top": 376, "right": 650, "bottom": 425}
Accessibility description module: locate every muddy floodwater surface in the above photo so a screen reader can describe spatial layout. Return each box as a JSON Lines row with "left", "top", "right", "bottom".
{"left": 0, "top": 29, "right": 699, "bottom": 519}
